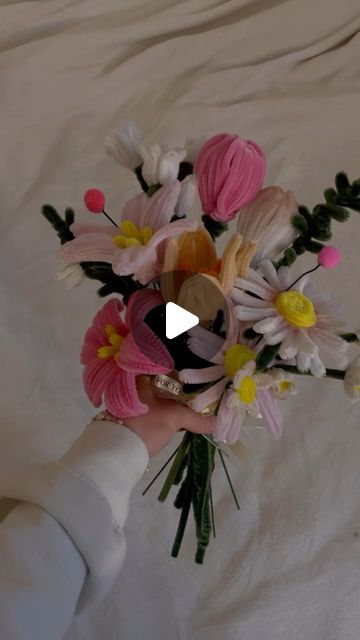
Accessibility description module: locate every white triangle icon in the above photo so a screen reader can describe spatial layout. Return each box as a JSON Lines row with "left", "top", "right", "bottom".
{"left": 165, "top": 302, "right": 199, "bottom": 339}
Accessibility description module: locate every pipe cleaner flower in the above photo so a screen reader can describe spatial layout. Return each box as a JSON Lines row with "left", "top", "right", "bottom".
{"left": 59, "top": 181, "right": 197, "bottom": 284}
{"left": 344, "top": 355, "right": 360, "bottom": 402}
{"left": 236, "top": 187, "right": 298, "bottom": 267}
{"left": 105, "top": 120, "right": 188, "bottom": 187}
{"left": 194, "top": 133, "right": 266, "bottom": 222}
{"left": 181, "top": 330, "right": 291, "bottom": 442}
{"left": 232, "top": 260, "right": 348, "bottom": 377}
{"left": 81, "top": 290, "right": 174, "bottom": 418}
{"left": 55, "top": 260, "right": 84, "bottom": 289}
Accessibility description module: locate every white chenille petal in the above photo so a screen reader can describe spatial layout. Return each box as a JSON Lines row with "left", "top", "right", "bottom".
{"left": 235, "top": 306, "right": 277, "bottom": 321}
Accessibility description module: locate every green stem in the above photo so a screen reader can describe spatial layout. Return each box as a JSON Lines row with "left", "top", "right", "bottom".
{"left": 171, "top": 473, "right": 193, "bottom": 558}
{"left": 340, "top": 333, "right": 359, "bottom": 343}
{"left": 158, "top": 433, "right": 191, "bottom": 502}
{"left": 273, "top": 364, "right": 345, "bottom": 380}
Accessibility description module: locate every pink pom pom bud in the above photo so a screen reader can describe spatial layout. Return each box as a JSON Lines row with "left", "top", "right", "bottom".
{"left": 317, "top": 245, "right": 341, "bottom": 269}
{"left": 194, "top": 133, "right": 266, "bottom": 222}
{"left": 84, "top": 189, "right": 105, "bottom": 214}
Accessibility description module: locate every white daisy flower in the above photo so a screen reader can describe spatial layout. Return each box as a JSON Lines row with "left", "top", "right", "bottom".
{"left": 55, "top": 261, "right": 84, "bottom": 289}
{"left": 256, "top": 368, "right": 297, "bottom": 399}
{"left": 236, "top": 187, "right": 298, "bottom": 267}
{"left": 232, "top": 259, "right": 348, "bottom": 377}
{"left": 226, "top": 361, "right": 261, "bottom": 417}
{"left": 344, "top": 355, "right": 360, "bottom": 402}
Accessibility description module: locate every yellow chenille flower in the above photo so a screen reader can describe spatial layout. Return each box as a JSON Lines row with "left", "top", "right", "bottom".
{"left": 113, "top": 219, "right": 153, "bottom": 249}
{"left": 275, "top": 291, "right": 316, "bottom": 328}
{"left": 224, "top": 344, "right": 257, "bottom": 379}
{"left": 235, "top": 375, "right": 257, "bottom": 405}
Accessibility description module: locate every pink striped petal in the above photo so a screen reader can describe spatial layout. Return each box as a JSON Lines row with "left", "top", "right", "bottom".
{"left": 258, "top": 389, "right": 283, "bottom": 439}
{"left": 142, "top": 181, "right": 181, "bottom": 230}
{"left": 191, "top": 378, "right": 227, "bottom": 412}
{"left": 188, "top": 325, "right": 224, "bottom": 362}
{"left": 179, "top": 364, "right": 224, "bottom": 384}
{"left": 148, "top": 218, "right": 197, "bottom": 249}
{"left": 71, "top": 223, "right": 118, "bottom": 237}
{"left": 83, "top": 358, "right": 118, "bottom": 407}
{"left": 105, "top": 369, "right": 148, "bottom": 418}
{"left": 119, "top": 332, "right": 173, "bottom": 374}
{"left": 124, "top": 290, "right": 174, "bottom": 370}
{"left": 58, "top": 233, "right": 116, "bottom": 264}
{"left": 214, "top": 392, "right": 244, "bottom": 444}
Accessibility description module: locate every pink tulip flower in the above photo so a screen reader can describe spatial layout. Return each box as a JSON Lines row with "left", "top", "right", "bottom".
{"left": 194, "top": 133, "right": 266, "bottom": 222}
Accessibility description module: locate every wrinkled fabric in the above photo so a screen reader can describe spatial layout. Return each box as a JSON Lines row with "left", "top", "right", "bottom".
{"left": 1, "top": 1, "right": 360, "bottom": 639}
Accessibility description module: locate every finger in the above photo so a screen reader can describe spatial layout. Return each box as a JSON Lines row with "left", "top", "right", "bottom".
{"left": 173, "top": 405, "right": 216, "bottom": 434}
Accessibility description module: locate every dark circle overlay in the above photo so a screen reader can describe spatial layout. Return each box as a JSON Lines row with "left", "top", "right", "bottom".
{"left": 131, "top": 270, "right": 229, "bottom": 372}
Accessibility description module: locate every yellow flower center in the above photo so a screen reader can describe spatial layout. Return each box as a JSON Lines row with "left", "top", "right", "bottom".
{"left": 275, "top": 291, "right": 316, "bottom": 328}
{"left": 113, "top": 220, "right": 153, "bottom": 249}
{"left": 279, "top": 380, "right": 291, "bottom": 393}
{"left": 224, "top": 344, "right": 257, "bottom": 379}
{"left": 97, "top": 324, "right": 125, "bottom": 359}
{"left": 236, "top": 376, "right": 257, "bottom": 405}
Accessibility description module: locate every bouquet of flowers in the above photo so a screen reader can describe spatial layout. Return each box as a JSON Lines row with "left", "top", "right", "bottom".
{"left": 43, "top": 124, "right": 360, "bottom": 563}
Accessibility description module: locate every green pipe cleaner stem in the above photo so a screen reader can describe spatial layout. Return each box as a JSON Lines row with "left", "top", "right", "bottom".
{"left": 273, "top": 364, "right": 345, "bottom": 380}
{"left": 171, "top": 472, "right": 193, "bottom": 558}
{"left": 158, "top": 432, "right": 191, "bottom": 502}
{"left": 218, "top": 448, "right": 240, "bottom": 510}
{"left": 276, "top": 172, "right": 360, "bottom": 269}
{"left": 142, "top": 445, "right": 181, "bottom": 496}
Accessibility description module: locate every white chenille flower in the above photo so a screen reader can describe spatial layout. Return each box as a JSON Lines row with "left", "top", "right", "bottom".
{"left": 344, "top": 356, "right": 360, "bottom": 402}
{"left": 138, "top": 144, "right": 187, "bottom": 186}
{"left": 56, "top": 261, "right": 84, "bottom": 289}
{"left": 175, "top": 175, "right": 196, "bottom": 217}
{"left": 256, "top": 368, "right": 297, "bottom": 399}
{"left": 236, "top": 187, "right": 298, "bottom": 267}
{"left": 105, "top": 121, "right": 143, "bottom": 170}
{"left": 227, "top": 361, "right": 261, "bottom": 417}
{"left": 232, "top": 259, "right": 348, "bottom": 377}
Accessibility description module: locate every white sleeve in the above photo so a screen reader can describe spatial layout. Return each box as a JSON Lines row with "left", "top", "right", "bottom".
{"left": 0, "top": 421, "right": 149, "bottom": 640}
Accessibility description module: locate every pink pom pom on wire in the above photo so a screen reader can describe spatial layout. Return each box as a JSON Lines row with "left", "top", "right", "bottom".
{"left": 84, "top": 189, "right": 117, "bottom": 226}
{"left": 194, "top": 133, "right": 266, "bottom": 222}
{"left": 317, "top": 245, "right": 341, "bottom": 269}
{"left": 84, "top": 189, "right": 106, "bottom": 214}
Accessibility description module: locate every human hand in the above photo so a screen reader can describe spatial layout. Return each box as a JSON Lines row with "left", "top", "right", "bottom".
{"left": 123, "top": 377, "right": 215, "bottom": 457}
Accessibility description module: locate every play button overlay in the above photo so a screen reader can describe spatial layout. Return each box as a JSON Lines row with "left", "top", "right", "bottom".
{"left": 132, "top": 269, "right": 230, "bottom": 368}
{"left": 165, "top": 302, "right": 199, "bottom": 339}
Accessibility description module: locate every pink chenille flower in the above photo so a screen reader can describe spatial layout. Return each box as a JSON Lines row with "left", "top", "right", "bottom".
{"left": 58, "top": 181, "right": 197, "bottom": 285}
{"left": 81, "top": 290, "right": 174, "bottom": 418}
{"left": 194, "top": 133, "right": 266, "bottom": 222}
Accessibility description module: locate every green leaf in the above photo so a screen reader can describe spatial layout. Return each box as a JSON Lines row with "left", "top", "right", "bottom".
{"left": 256, "top": 344, "right": 280, "bottom": 372}
{"left": 292, "top": 213, "right": 308, "bottom": 234}
{"left": 201, "top": 214, "right": 228, "bottom": 240}
{"left": 335, "top": 172, "right": 351, "bottom": 195}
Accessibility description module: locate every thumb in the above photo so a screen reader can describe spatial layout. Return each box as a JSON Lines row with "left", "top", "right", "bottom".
{"left": 173, "top": 405, "right": 216, "bottom": 434}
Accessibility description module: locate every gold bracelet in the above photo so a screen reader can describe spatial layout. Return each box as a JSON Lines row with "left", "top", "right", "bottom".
{"left": 92, "top": 410, "right": 124, "bottom": 425}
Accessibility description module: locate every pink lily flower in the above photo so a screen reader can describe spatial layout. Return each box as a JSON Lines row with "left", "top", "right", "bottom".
{"left": 81, "top": 290, "right": 174, "bottom": 418}
{"left": 59, "top": 181, "right": 197, "bottom": 285}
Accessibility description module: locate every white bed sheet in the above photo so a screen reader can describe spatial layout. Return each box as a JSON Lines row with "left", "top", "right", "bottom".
{"left": 1, "top": 0, "right": 360, "bottom": 638}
